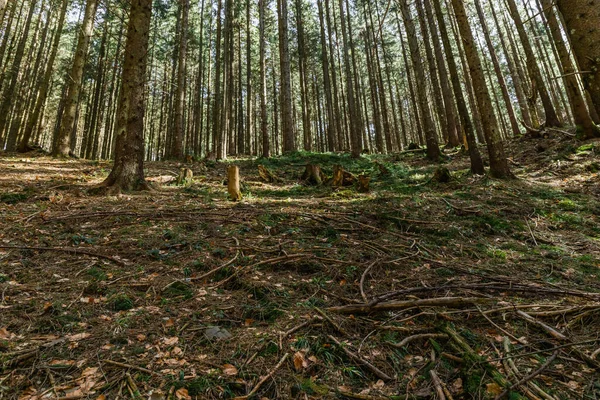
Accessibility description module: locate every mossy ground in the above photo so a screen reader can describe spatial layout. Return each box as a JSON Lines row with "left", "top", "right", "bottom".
{"left": 0, "top": 134, "right": 599, "bottom": 399}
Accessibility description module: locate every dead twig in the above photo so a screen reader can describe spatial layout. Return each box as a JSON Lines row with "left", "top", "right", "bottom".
{"left": 234, "top": 352, "right": 290, "bottom": 400}
{"left": 102, "top": 359, "right": 160, "bottom": 376}
{"left": 0, "top": 245, "right": 126, "bottom": 266}
{"left": 360, "top": 260, "right": 378, "bottom": 303}
{"left": 328, "top": 335, "right": 392, "bottom": 381}
{"left": 328, "top": 297, "right": 494, "bottom": 314}
{"left": 191, "top": 237, "right": 240, "bottom": 282}
{"left": 494, "top": 351, "right": 558, "bottom": 400}
{"left": 429, "top": 370, "right": 446, "bottom": 400}
{"left": 389, "top": 333, "right": 448, "bottom": 349}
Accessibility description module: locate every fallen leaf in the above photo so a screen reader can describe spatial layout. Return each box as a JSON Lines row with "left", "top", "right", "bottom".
{"left": 67, "top": 332, "right": 91, "bottom": 341}
{"left": 162, "top": 336, "right": 179, "bottom": 346}
{"left": 222, "top": 363, "right": 238, "bottom": 376}
{"left": 293, "top": 351, "right": 306, "bottom": 371}
{"left": 175, "top": 388, "right": 191, "bottom": 400}
{"left": 0, "top": 327, "right": 13, "bottom": 340}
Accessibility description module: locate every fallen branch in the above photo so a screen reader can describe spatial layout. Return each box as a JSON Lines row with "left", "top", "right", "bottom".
{"left": 328, "top": 335, "right": 392, "bottom": 381}
{"left": 429, "top": 370, "right": 446, "bottom": 400}
{"left": 102, "top": 359, "right": 160, "bottom": 376}
{"left": 0, "top": 245, "right": 125, "bottom": 266}
{"left": 234, "top": 352, "right": 290, "bottom": 400}
{"left": 494, "top": 351, "right": 558, "bottom": 400}
{"left": 389, "top": 334, "right": 448, "bottom": 349}
{"left": 515, "top": 310, "right": 567, "bottom": 341}
{"left": 191, "top": 237, "right": 240, "bottom": 282}
{"left": 328, "top": 297, "right": 494, "bottom": 314}
{"left": 360, "top": 260, "right": 378, "bottom": 303}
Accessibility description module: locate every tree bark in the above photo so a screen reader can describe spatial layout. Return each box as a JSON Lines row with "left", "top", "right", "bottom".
{"left": 398, "top": 0, "right": 441, "bottom": 162}
{"left": 450, "top": 0, "right": 512, "bottom": 178}
{"left": 277, "top": 0, "right": 295, "bottom": 153}
{"left": 505, "top": 0, "right": 561, "bottom": 127}
{"left": 541, "top": 0, "right": 599, "bottom": 138}
{"left": 99, "top": 0, "right": 152, "bottom": 193}
{"left": 555, "top": 0, "right": 600, "bottom": 120}
{"left": 51, "top": 0, "right": 97, "bottom": 157}
{"left": 0, "top": 0, "right": 37, "bottom": 147}
{"left": 18, "top": 0, "right": 68, "bottom": 152}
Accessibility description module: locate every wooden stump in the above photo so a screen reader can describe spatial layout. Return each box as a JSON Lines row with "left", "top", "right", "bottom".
{"left": 176, "top": 168, "right": 193, "bottom": 186}
{"left": 331, "top": 165, "right": 357, "bottom": 187}
{"left": 357, "top": 174, "right": 370, "bottom": 193}
{"left": 258, "top": 165, "right": 277, "bottom": 183}
{"left": 227, "top": 166, "right": 243, "bottom": 201}
{"left": 376, "top": 162, "right": 390, "bottom": 176}
{"left": 432, "top": 166, "right": 451, "bottom": 183}
{"left": 301, "top": 164, "right": 323, "bottom": 186}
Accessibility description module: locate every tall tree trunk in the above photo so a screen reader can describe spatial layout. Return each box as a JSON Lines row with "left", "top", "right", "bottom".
{"left": 337, "top": 0, "right": 361, "bottom": 157}
{"left": 540, "top": 0, "right": 598, "bottom": 138}
{"left": 423, "top": 0, "right": 459, "bottom": 147}
{"left": 475, "top": 0, "right": 520, "bottom": 137}
{"left": 212, "top": 0, "right": 223, "bottom": 157}
{"left": 100, "top": 0, "right": 152, "bottom": 193}
{"left": 259, "top": 0, "right": 269, "bottom": 158}
{"left": 295, "top": 0, "right": 311, "bottom": 151}
{"left": 398, "top": 0, "right": 441, "bottom": 162}
{"left": 317, "top": 0, "right": 335, "bottom": 152}
{"left": 52, "top": 0, "right": 97, "bottom": 157}
{"left": 505, "top": 0, "right": 561, "bottom": 127}
{"left": 0, "top": 0, "right": 37, "bottom": 146}
{"left": 431, "top": 0, "right": 483, "bottom": 174}
{"left": 19, "top": 0, "right": 68, "bottom": 152}
{"left": 277, "top": 0, "right": 295, "bottom": 153}
{"left": 450, "top": 0, "right": 512, "bottom": 178}
{"left": 171, "top": 0, "right": 189, "bottom": 159}
{"left": 555, "top": 0, "right": 600, "bottom": 120}
{"left": 245, "top": 0, "right": 253, "bottom": 155}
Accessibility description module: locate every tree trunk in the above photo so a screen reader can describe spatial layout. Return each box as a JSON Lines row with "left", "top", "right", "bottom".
{"left": 0, "top": 0, "right": 37, "bottom": 147}
{"left": 52, "top": 0, "right": 97, "bottom": 157}
{"left": 398, "top": 0, "right": 441, "bottom": 162}
{"left": 169, "top": 0, "right": 189, "bottom": 159}
{"left": 450, "top": 0, "right": 512, "bottom": 179}
{"left": 540, "top": 0, "right": 598, "bottom": 138}
{"left": 431, "top": 0, "right": 484, "bottom": 174}
{"left": 277, "top": 0, "right": 295, "bottom": 153}
{"left": 505, "top": 0, "right": 561, "bottom": 127}
{"left": 99, "top": 0, "right": 152, "bottom": 194}
{"left": 474, "top": 0, "right": 521, "bottom": 138}
{"left": 18, "top": 0, "right": 68, "bottom": 152}
{"left": 555, "top": 0, "right": 600, "bottom": 120}
{"left": 317, "top": 0, "right": 336, "bottom": 152}
{"left": 259, "top": 0, "right": 269, "bottom": 158}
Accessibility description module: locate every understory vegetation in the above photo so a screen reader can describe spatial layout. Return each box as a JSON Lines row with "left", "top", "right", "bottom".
{"left": 1, "top": 135, "right": 599, "bottom": 399}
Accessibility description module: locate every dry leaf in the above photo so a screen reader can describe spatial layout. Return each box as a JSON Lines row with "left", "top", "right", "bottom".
{"left": 222, "top": 363, "right": 238, "bottom": 376}
{"left": 162, "top": 336, "right": 179, "bottom": 346}
{"left": 0, "top": 327, "right": 13, "bottom": 340}
{"left": 293, "top": 351, "right": 309, "bottom": 371}
{"left": 67, "top": 332, "right": 91, "bottom": 341}
{"left": 175, "top": 388, "right": 191, "bottom": 400}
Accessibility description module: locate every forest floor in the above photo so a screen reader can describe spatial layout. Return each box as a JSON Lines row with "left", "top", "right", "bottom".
{"left": 1, "top": 133, "right": 599, "bottom": 400}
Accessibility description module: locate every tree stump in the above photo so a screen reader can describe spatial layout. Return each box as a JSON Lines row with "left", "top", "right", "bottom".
{"left": 176, "top": 168, "right": 193, "bottom": 186}
{"left": 227, "top": 166, "right": 243, "bottom": 201}
{"left": 331, "top": 165, "right": 356, "bottom": 187}
{"left": 258, "top": 165, "right": 277, "bottom": 183}
{"left": 301, "top": 164, "right": 324, "bottom": 186}
{"left": 357, "top": 174, "right": 370, "bottom": 193}
{"left": 432, "top": 166, "right": 451, "bottom": 183}
{"left": 376, "top": 162, "right": 390, "bottom": 176}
